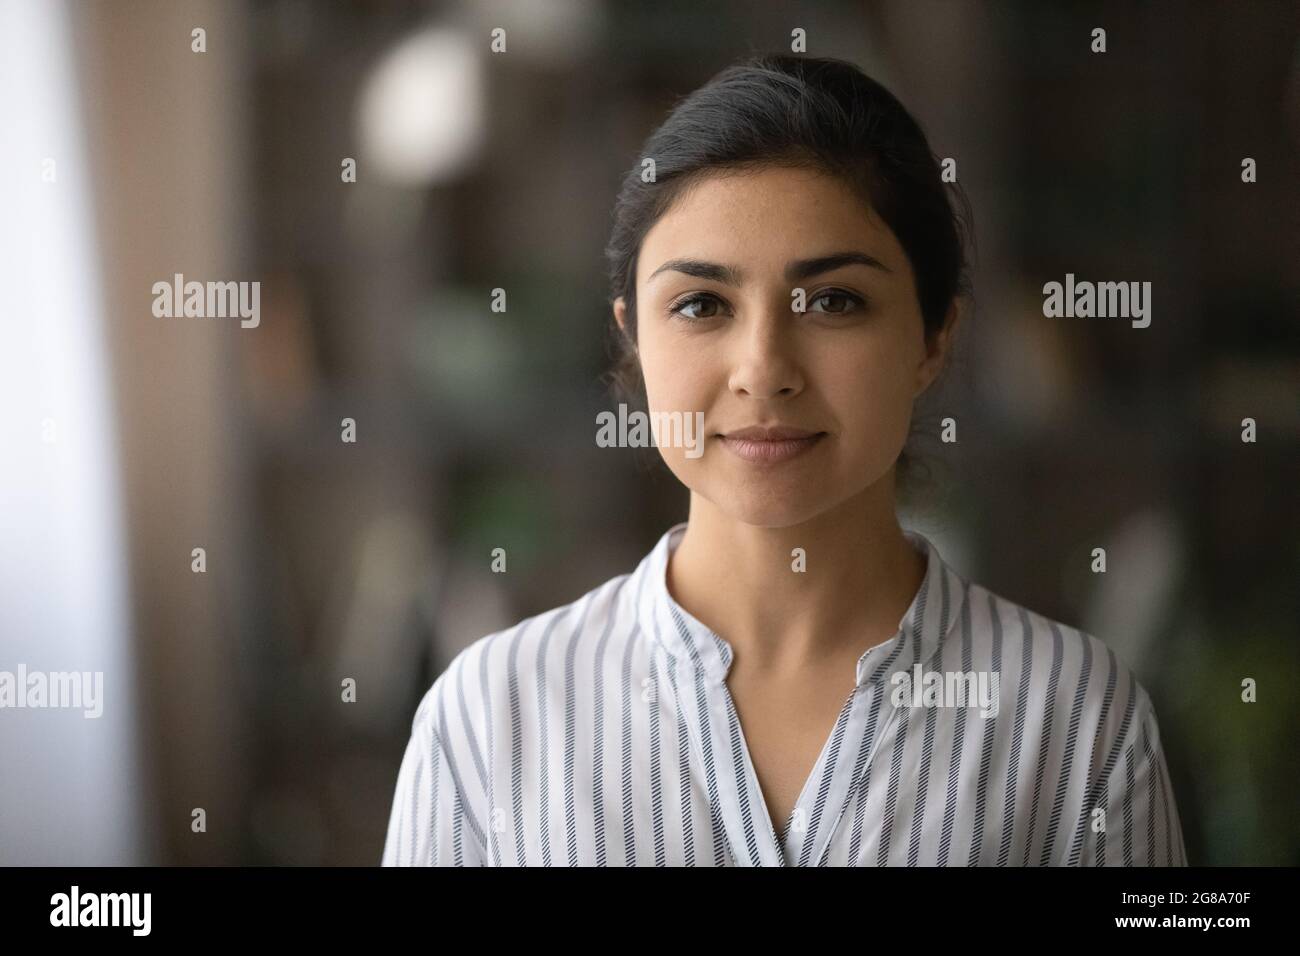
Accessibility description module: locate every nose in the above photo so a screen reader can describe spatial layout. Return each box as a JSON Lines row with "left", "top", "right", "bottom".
{"left": 726, "top": 307, "right": 805, "bottom": 400}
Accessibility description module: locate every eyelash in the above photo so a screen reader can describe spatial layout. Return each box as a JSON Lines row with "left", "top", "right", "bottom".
{"left": 667, "top": 288, "right": 867, "bottom": 322}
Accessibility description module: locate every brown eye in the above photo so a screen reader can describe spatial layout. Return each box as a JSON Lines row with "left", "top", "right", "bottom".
{"left": 808, "top": 289, "right": 863, "bottom": 314}
{"left": 671, "top": 294, "right": 724, "bottom": 321}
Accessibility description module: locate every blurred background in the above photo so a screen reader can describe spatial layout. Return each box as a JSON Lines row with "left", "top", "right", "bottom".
{"left": 0, "top": 0, "right": 1296, "bottom": 865}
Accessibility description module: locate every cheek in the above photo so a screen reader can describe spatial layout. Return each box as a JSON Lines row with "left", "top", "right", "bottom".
{"left": 820, "top": 339, "right": 919, "bottom": 445}
{"left": 638, "top": 327, "right": 711, "bottom": 414}
{"left": 635, "top": 326, "right": 717, "bottom": 479}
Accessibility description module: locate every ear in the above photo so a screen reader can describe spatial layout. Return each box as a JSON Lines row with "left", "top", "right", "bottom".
{"left": 613, "top": 296, "right": 631, "bottom": 340}
{"left": 914, "top": 299, "right": 961, "bottom": 397}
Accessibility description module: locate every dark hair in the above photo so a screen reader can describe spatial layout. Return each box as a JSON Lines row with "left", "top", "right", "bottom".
{"left": 603, "top": 54, "right": 975, "bottom": 492}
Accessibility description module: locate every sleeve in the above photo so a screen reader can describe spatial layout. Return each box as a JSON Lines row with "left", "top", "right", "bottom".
{"left": 1076, "top": 690, "right": 1188, "bottom": 867}
{"left": 381, "top": 688, "right": 486, "bottom": 866}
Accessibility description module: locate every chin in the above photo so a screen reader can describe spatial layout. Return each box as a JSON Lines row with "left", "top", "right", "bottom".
{"left": 705, "top": 483, "right": 839, "bottom": 530}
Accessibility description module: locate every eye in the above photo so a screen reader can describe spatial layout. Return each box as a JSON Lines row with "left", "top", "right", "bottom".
{"left": 668, "top": 293, "right": 727, "bottom": 321}
{"left": 806, "top": 288, "right": 865, "bottom": 315}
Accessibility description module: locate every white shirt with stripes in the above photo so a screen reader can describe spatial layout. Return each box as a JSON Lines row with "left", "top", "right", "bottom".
{"left": 382, "top": 523, "right": 1188, "bottom": 866}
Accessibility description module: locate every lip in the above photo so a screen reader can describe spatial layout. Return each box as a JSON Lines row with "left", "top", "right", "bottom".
{"left": 717, "top": 425, "right": 826, "bottom": 464}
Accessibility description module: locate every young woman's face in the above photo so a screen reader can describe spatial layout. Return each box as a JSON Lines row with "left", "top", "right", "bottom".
{"left": 615, "top": 165, "right": 953, "bottom": 528}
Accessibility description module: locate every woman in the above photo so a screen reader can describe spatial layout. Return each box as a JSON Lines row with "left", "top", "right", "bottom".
{"left": 382, "top": 54, "right": 1187, "bottom": 867}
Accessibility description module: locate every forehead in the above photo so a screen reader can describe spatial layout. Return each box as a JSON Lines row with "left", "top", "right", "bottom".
{"left": 636, "top": 165, "right": 906, "bottom": 285}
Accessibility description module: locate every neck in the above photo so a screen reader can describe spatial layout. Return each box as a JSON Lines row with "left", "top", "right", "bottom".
{"left": 666, "top": 476, "right": 925, "bottom": 674}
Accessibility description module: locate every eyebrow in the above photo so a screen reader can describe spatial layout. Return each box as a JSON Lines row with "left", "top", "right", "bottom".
{"left": 646, "top": 251, "right": 893, "bottom": 286}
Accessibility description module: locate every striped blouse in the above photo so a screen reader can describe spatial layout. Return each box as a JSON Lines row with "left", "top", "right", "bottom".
{"left": 381, "top": 523, "right": 1188, "bottom": 866}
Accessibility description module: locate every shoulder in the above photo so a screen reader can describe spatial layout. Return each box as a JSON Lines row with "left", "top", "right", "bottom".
{"left": 409, "top": 569, "right": 640, "bottom": 744}
{"left": 962, "top": 580, "right": 1162, "bottom": 755}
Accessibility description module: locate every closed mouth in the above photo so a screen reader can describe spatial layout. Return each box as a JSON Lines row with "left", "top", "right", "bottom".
{"left": 717, "top": 427, "right": 827, "bottom": 463}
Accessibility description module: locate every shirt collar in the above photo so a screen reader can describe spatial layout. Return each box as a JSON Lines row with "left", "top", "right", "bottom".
{"left": 634, "top": 522, "right": 967, "bottom": 687}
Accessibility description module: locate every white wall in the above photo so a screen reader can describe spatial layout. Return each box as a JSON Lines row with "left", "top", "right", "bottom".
{"left": 0, "top": 0, "right": 149, "bottom": 864}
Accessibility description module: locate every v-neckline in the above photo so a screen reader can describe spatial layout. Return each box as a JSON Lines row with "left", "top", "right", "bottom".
{"left": 641, "top": 522, "right": 961, "bottom": 866}
{"left": 715, "top": 676, "right": 861, "bottom": 866}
